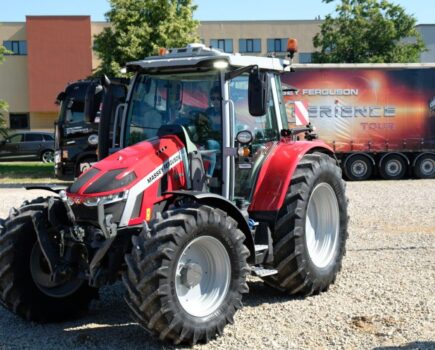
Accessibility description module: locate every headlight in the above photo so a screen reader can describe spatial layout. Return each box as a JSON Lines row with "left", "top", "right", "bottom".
{"left": 67, "top": 191, "right": 128, "bottom": 207}
{"left": 88, "top": 134, "right": 99, "bottom": 146}
{"left": 83, "top": 191, "right": 129, "bottom": 207}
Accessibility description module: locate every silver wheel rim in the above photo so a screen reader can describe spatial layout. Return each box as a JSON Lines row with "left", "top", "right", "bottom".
{"left": 42, "top": 151, "right": 54, "bottom": 163}
{"left": 385, "top": 159, "right": 402, "bottom": 176}
{"left": 351, "top": 160, "right": 367, "bottom": 177}
{"left": 175, "top": 236, "right": 231, "bottom": 317}
{"left": 305, "top": 183, "right": 340, "bottom": 268}
{"left": 420, "top": 158, "right": 435, "bottom": 176}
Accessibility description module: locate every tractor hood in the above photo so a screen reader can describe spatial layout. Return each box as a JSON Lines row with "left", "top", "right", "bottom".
{"left": 67, "top": 135, "right": 187, "bottom": 199}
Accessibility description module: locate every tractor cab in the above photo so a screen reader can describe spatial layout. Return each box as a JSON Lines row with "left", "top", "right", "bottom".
{"left": 96, "top": 44, "right": 292, "bottom": 208}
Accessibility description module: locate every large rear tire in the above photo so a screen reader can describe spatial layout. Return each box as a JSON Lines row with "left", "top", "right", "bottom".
{"left": 0, "top": 197, "right": 98, "bottom": 322}
{"left": 265, "top": 153, "right": 348, "bottom": 296}
{"left": 123, "top": 205, "right": 249, "bottom": 345}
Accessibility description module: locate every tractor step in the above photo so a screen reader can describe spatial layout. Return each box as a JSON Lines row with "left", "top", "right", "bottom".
{"left": 251, "top": 266, "right": 278, "bottom": 277}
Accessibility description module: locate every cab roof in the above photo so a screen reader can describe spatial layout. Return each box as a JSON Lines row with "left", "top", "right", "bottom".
{"left": 127, "top": 43, "right": 288, "bottom": 73}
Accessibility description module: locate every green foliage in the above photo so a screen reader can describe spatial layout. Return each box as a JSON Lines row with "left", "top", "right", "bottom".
{"left": 93, "top": 0, "right": 199, "bottom": 76}
{"left": 313, "top": 0, "right": 426, "bottom": 63}
{"left": 0, "top": 45, "right": 10, "bottom": 138}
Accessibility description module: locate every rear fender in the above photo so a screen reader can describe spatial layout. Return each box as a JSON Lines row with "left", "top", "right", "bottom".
{"left": 164, "top": 191, "right": 255, "bottom": 263}
{"left": 249, "top": 141, "right": 334, "bottom": 213}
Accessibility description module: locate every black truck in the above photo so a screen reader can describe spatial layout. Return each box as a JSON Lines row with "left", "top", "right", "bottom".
{"left": 54, "top": 78, "right": 128, "bottom": 180}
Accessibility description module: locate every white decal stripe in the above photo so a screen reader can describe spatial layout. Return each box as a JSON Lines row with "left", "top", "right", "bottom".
{"left": 295, "top": 101, "right": 309, "bottom": 126}
{"left": 119, "top": 150, "right": 184, "bottom": 227}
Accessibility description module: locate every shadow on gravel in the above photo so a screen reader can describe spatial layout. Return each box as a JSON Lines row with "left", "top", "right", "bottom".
{"left": 373, "top": 341, "right": 435, "bottom": 350}
{"left": 243, "top": 279, "right": 302, "bottom": 307}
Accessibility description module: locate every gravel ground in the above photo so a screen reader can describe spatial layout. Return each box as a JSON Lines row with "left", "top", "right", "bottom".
{"left": 0, "top": 180, "right": 434, "bottom": 350}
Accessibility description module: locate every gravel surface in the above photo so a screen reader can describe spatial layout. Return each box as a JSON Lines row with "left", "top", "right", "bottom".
{"left": 0, "top": 180, "right": 434, "bottom": 350}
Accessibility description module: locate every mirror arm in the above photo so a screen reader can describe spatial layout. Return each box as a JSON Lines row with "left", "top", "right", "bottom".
{"left": 225, "top": 65, "right": 258, "bottom": 81}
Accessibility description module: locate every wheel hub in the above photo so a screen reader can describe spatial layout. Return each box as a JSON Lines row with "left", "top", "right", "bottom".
{"left": 180, "top": 262, "right": 203, "bottom": 288}
{"left": 305, "top": 183, "right": 340, "bottom": 269}
{"left": 352, "top": 161, "right": 367, "bottom": 176}
{"left": 175, "top": 236, "right": 231, "bottom": 317}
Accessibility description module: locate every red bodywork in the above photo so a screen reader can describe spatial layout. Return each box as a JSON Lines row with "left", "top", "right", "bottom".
{"left": 67, "top": 135, "right": 187, "bottom": 226}
{"left": 249, "top": 139, "right": 333, "bottom": 212}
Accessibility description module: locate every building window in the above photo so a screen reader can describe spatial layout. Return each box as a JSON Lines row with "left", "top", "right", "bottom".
{"left": 299, "top": 52, "right": 313, "bottom": 63}
{"left": 239, "top": 39, "right": 261, "bottom": 53}
{"left": 9, "top": 113, "right": 29, "bottom": 129}
{"left": 267, "top": 38, "right": 287, "bottom": 53}
{"left": 210, "top": 39, "right": 233, "bottom": 53}
{"left": 3, "top": 41, "right": 27, "bottom": 55}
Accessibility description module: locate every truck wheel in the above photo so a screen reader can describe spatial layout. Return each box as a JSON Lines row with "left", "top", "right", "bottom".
{"left": 0, "top": 198, "right": 98, "bottom": 322}
{"left": 41, "top": 150, "right": 54, "bottom": 163}
{"left": 123, "top": 205, "right": 249, "bottom": 345}
{"left": 344, "top": 154, "right": 373, "bottom": 180}
{"left": 265, "top": 153, "right": 348, "bottom": 296}
{"left": 379, "top": 154, "right": 407, "bottom": 180}
{"left": 414, "top": 154, "right": 435, "bottom": 179}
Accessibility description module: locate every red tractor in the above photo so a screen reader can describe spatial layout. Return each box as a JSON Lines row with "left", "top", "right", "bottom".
{"left": 0, "top": 43, "right": 348, "bottom": 345}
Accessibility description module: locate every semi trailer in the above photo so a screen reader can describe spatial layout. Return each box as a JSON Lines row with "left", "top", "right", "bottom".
{"left": 282, "top": 64, "right": 435, "bottom": 180}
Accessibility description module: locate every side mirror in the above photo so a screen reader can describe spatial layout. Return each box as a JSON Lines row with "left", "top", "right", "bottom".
{"left": 55, "top": 91, "right": 66, "bottom": 105}
{"left": 84, "top": 81, "right": 104, "bottom": 123}
{"left": 248, "top": 69, "right": 269, "bottom": 117}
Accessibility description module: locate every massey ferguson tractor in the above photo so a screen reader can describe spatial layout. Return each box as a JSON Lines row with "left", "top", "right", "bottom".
{"left": 0, "top": 43, "right": 348, "bottom": 345}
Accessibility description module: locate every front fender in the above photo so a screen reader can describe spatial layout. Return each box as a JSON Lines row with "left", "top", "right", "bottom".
{"left": 164, "top": 190, "right": 255, "bottom": 263}
{"left": 249, "top": 140, "right": 334, "bottom": 213}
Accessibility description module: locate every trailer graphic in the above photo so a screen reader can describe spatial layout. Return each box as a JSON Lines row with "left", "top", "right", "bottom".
{"left": 282, "top": 64, "right": 435, "bottom": 180}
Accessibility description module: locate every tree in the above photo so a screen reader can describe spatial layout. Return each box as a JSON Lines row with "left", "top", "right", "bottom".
{"left": 93, "top": 0, "right": 199, "bottom": 76}
{"left": 312, "top": 0, "right": 426, "bottom": 63}
{"left": 0, "top": 45, "right": 9, "bottom": 138}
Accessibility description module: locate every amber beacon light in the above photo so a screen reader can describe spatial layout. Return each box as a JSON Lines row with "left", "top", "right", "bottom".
{"left": 287, "top": 38, "right": 298, "bottom": 59}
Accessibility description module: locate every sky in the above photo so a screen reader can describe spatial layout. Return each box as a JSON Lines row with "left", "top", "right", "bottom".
{"left": 0, "top": 0, "right": 432, "bottom": 24}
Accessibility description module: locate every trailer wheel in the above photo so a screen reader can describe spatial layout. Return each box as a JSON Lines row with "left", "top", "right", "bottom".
{"left": 0, "top": 198, "right": 98, "bottom": 322}
{"left": 414, "top": 154, "right": 435, "bottom": 179}
{"left": 123, "top": 205, "right": 249, "bottom": 345}
{"left": 344, "top": 154, "right": 373, "bottom": 181}
{"left": 379, "top": 154, "right": 407, "bottom": 180}
{"left": 265, "top": 153, "right": 348, "bottom": 296}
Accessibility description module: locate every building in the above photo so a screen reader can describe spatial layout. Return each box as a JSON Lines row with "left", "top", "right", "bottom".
{"left": 0, "top": 16, "right": 107, "bottom": 133}
{"left": 0, "top": 16, "right": 434, "bottom": 133}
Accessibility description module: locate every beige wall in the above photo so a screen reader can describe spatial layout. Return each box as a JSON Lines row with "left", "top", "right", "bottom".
{"left": 0, "top": 23, "right": 28, "bottom": 127}
{"left": 198, "top": 20, "right": 322, "bottom": 60}
{"left": 30, "top": 112, "right": 57, "bottom": 131}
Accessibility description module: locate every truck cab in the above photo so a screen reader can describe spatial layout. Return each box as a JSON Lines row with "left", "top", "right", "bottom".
{"left": 54, "top": 80, "right": 101, "bottom": 180}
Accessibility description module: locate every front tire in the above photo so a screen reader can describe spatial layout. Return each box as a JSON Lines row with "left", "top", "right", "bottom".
{"left": 265, "top": 153, "right": 348, "bottom": 296}
{"left": 123, "top": 205, "right": 250, "bottom": 345}
{"left": 0, "top": 198, "right": 98, "bottom": 322}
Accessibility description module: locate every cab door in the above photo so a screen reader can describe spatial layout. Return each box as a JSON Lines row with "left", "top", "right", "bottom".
{"left": 228, "top": 73, "right": 283, "bottom": 204}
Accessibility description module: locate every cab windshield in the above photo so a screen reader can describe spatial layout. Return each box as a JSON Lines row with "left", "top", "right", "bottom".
{"left": 125, "top": 72, "right": 221, "bottom": 146}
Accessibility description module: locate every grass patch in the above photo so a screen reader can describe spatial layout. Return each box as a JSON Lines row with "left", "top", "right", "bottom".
{"left": 0, "top": 162, "right": 69, "bottom": 184}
